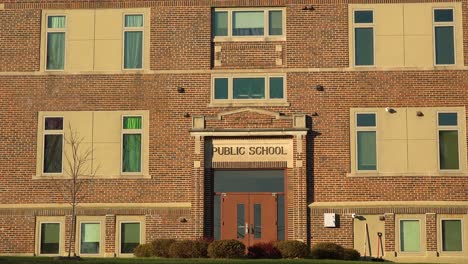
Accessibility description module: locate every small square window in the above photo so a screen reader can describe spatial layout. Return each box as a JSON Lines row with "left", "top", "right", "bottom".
{"left": 434, "top": 9, "right": 454, "bottom": 22}
{"left": 354, "top": 10, "right": 373, "bottom": 23}
{"left": 124, "top": 15, "right": 143, "bottom": 27}
{"left": 45, "top": 117, "right": 63, "bottom": 130}
{"left": 438, "top": 113, "right": 457, "bottom": 126}
{"left": 47, "top": 16, "right": 65, "bottom": 29}
{"left": 123, "top": 116, "right": 142, "bottom": 129}
{"left": 357, "top": 113, "right": 376, "bottom": 127}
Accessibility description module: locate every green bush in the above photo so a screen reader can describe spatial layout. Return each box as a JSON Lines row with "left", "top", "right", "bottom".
{"left": 343, "top": 248, "right": 361, "bottom": 260}
{"left": 310, "top": 242, "right": 345, "bottom": 259}
{"left": 168, "top": 240, "right": 209, "bottom": 258}
{"left": 273, "top": 240, "right": 310, "bottom": 258}
{"left": 207, "top": 240, "right": 245, "bottom": 258}
{"left": 133, "top": 243, "right": 154, "bottom": 257}
{"left": 247, "top": 242, "right": 281, "bottom": 259}
{"left": 150, "top": 239, "right": 176, "bottom": 257}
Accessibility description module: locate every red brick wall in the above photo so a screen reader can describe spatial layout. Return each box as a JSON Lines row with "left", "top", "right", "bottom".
{"left": 0, "top": 215, "right": 35, "bottom": 254}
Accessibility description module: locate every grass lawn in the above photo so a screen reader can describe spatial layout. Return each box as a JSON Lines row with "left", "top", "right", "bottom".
{"left": 0, "top": 257, "right": 388, "bottom": 264}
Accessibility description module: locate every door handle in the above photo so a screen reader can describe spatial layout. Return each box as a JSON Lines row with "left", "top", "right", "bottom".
{"left": 245, "top": 223, "right": 249, "bottom": 234}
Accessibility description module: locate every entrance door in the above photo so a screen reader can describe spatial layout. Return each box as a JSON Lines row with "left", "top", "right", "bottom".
{"left": 220, "top": 193, "right": 278, "bottom": 246}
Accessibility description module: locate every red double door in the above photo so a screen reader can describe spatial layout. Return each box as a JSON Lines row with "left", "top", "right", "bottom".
{"left": 220, "top": 193, "right": 278, "bottom": 247}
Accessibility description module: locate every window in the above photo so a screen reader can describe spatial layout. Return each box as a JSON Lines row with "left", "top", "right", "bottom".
{"left": 122, "top": 116, "right": 142, "bottom": 173}
{"left": 213, "top": 75, "right": 285, "bottom": 102}
{"left": 46, "top": 16, "right": 66, "bottom": 70}
{"left": 43, "top": 117, "right": 64, "bottom": 174}
{"left": 441, "top": 219, "right": 463, "bottom": 252}
{"left": 123, "top": 14, "right": 143, "bottom": 69}
{"left": 438, "top": 112, "right": 459, "bottom": 170}
{"left": 213, "top": 8, "right": 284, "bottom": 39}
{"left": 353, "top": 10, "right": 374, "bottom": 66}
{"left": 356, "top": 113, "right": 377, "bottom": 171}
{"left": 120, "top": 222, "right": 140, "bottom": 254}
{"left": 80, "top": 223, "right": 101, "bottom": 254}
{"left": 40, "top": 223, "right": 61, "bottom": 254}
{"left": 434, "top": 9, "right": 455, "bottom": 65}
{"left": 400, "top": 220, "right": 421, "bottom": 252}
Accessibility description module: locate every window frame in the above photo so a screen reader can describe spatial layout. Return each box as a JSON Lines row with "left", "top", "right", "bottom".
{"left": 352, "top": 9, "right": 375, "bottom": 67}
{"left": 437, "top": 111, "right": 460, "bottom": 172}
{"left": 213, "top": 7, "right": 286, "bottom": 42}
{"left": 398, "top": 218, "right": 423, "bottom": 254}
{"left": 45, "top": 14, "right": 67, "bottom": 71}
{"left": 433, "top": 7, "right": 456, "bottom": 66}
{"left": 439, "top": 217, "right": 464, "bottom": 254}
{"left": 42, "top": 116, "right": 65, "bottom": 176}
{"left": 37, "top": 220, "right": 63, "bottom": 256}
{"left": 121, "top": 115, "right": 144, "bottom": 175}
{"left": 118, "top": 221, "right": 142, "bottom": 256}
{"left": 122, "top": 13, "right": 145, "bottom": 70}
{"left": 77, "top": 220, "right": 104, "bottom": 256}
{"left": 211, "top": 74, "right": 287, "bottom": 106}
{"left": 355, "top": 112, "right": 378, "bottom": 172}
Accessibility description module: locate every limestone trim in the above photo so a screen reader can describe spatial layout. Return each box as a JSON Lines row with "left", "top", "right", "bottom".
{"left": 190, "top": 129, "right": 308, "bottom": 137}
{"left": 0, "top": 202, "right": 191, "bottom": 209}
{"left": 309, "top": 201, "right": 468, "bottom": 209}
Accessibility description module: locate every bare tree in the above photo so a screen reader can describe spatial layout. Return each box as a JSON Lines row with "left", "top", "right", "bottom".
{"left": 59, "top": 123, "right": 99, "bottom": 258}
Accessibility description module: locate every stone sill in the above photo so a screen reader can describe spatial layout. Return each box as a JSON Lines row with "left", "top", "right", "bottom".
{"left": 213, "top": 36, "right": 286, "bottom": 42}
{"left": 32, "top": 174, "right": 151, "bottom": 180}
{"left": 209, "top": 101, "right": 290, "bottom": 107}
{"left": 346, "top": 172, "right": 468, "bottom": 177}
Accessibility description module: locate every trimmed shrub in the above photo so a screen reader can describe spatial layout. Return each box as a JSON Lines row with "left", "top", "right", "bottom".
{"left": 343, "top": 248, "right": 361, "bottom": 260}
{"left": 273, "top": 240, "right": 310, "bottom": 258}
{"left": 310, "top": 242, "right": 345, "bottom": 260}
{"left": 168, "top": 240, "right": 209, "bottom": 258}
{"left": 207, "top": 239, "right": 245, "bottom": 258}
{"left": 247, "top": 242, "right": 281, "bottom": 259}
{"left": 133, "top": 243, "right": 154, "bottom": 257}
{"left": 150, "top": 239, "right": 176, "bottom": 257}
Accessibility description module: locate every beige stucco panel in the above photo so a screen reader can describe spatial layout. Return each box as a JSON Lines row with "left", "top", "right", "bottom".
{"left": 353, "top": 215, "right": 385, "bottom": 258}
{"left": 407, "top": 108, "right": 437, "bottom": 140}
{"left": 93, "top": 143, "right": 121, "bottom": 176}
{"left": 404, "top": 4, "right": 432, "bottom": 36}
{"left": 375, "top": 4, "right": 403, "bottom": 36}
{"left": 378, "top": 108, "right": 407, "bottom": 140}
{"left": 94, "top": 40, "right": 122, "bottom": 71}
{"left": 67, "top": 10, "right": 95, "bottom": 40}
{"left": 93, "top": 111, "right": 121, "bottom": 143}
{"left": 67, "top": 40, "right": 94, "bottom": 71}
{"left": 407, "top": 140, "right": 438, "bottom": 173}
{"left": 404, "top": 36, "right": 434, "bottom": 67}
{"left": 378, "top": 139, "right": 407, "bottom": 173}
{"left": 375, "top": 36, "right": 404, "bottom": 67}
{"left": 95, "top": 9, "right": 122, "bottom": 40}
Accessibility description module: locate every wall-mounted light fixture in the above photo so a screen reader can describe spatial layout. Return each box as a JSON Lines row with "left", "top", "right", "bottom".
{"left": 179, "top": 217, "right": 187, "bottom": 223}
{"left": 315, "top": 85, "right": 324, "bottom": 91}
{"left": 302, "top": 5, "right": 315, "bottom": 11}
{"left": 312, "top": 112, "right": 319, "bottom": 116}
{"left": 416, "top": 111, "right": 424, "bottom": 117}
{"left": 177, "top": 86, "right": 185, "bottom": 93}
{"left": 385, "top": 107, "right": 396, "bottom": 114}
{"left": 183, "top": 113, "right": 190, "bottom": 118}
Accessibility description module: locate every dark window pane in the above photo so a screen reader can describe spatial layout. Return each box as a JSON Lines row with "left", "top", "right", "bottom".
{"left": 254, "top": 204, "right": 262, "bottom": 239}
{"left": 45, "top": 117, "right": 63, "bottom": 130}
{"left": 357, "top": 113, "right": 376, "bottom": 127}
{"left": 124, "top": 31, "right": 143, "bottom": 69}
{"left": 438, "top": 113, "right": 457, "bottom": 126}
{"left": 214, "top": 78, "right": 228, "bottom": 99}
{"left": 121, "top": 223, "right": 140, "bottom": 254}
{"left": 439, "top": 130, "right": 459, "bottom": 170}
{"left": 269, "top": 77, "right": 284, "bottom": 99}
{"left": 233, "top": 78, "right": 265, "bottom": 99}
{"left": 357, "top": 131, "right": 377, "bottom": 170}
{"left": 214, "top": 170, "right": 284, "bottom": 193}
{"left": 237, "top": 204, "right": 245, "bottom": 239}
{"left": 213, "top": 195, "right": 221, "bottom": 240}
{"left": 269, "top": 11, "right": 282, "bottom": 35}
{"left": 123, "top": 116, "right": 142, "bottom": 129}
{"left": 355, "top": 28, "right": 374, "bottom": 65}
{"left": 354, "top": 11, "right": 373, "bottom": 23}
{"left": 80, "top": 223, "right": 100, "bottom": 254}
{"left": 434, "top": 9, "right": 453, "bottom": 22}
{"left": 41, "top": 223, "right": 60, "bottom": 254}
{"left": 125, "top": 15, "right": 143, "bottom": 27}
{"left": 435, "top": 26, "right": 454, "bottom": 65}
{"left": 44, "top": 135, "right": 63, "bottom": 173}
{"left": 47, "top": 32, "right": 65, "bottom": 70}
{"left": 277, "top": 195, "right": 285, "bottom": 240}
{"left": 213, "top": 11, "right": 228, "bottom": 36}
{"left": 442, "top": 220, "right": 462, "bottom": 251}
{"left": 122, "top": 134, "right": 141, "bottom": 173}
{"left": 233, "top": 11, "right": 264, "bottom": 36}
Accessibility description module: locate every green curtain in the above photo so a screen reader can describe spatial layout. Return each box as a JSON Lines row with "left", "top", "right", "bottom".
{"left": 121, "top": 223, "right": 140, "bottom": 253}
{"left": 442, "top": 220, "right": 462, "bottom": 251}
{"left": 41, "top": 223, "right": 60, "bottom": 254}
{"left": 439, "top": 130, "right": 459, "bottom": 170}
{"left": 269, "top": 11, "right": 282, "bottom": 35}
{"left": 122, "top": 134, "right": 141, "bottom": 172}
{"left": 123, "top": 116, "right": 142, "bottom": 129}
{"left": 46, "top": 32, "right": 65, "bottom": 70}
{"left": 357, "top": 131, "right": 376, "bottom": 170}
{"left": 400, "top": 220, "right": 420, "bottom": 252}
{"left": 125, "top": 15, "right": 143, "bottom": 27}
{"left": 124, "top": 32, "right": 143, "bottom": 69}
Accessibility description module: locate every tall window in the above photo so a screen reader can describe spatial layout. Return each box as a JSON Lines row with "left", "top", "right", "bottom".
{"left": 356, "top": 113, "right": 377, "bottom": 171}
{"left": 441, "top": 219, "right": 463, "bottom": 252}
{"left": 120, "top": 222, "right": 140, "bottom": 254}
{"left": 46, "top": 16, "right": 66, "bottom": 70}
{"left": 122, "top": 116, "right": 142, "bottom": 173}
{"left": 123, "top": 14, "right": 143, "bottom": 69}
{"left": 400, "top": 220, "right": 421, "bottom": 252}
{"left": 213, "top": 9, "right": 284, "bottom": 38}
{"left": 438, "top": 113, "right": 459, "bottom": 170}
{"left": 434, "top": 9, "right": 455, "bottom": 65}
{"left": 40, "top": 223, "right": 61, "bottom": 254}
{"left": 213, "top": 76, "right": 285, "bottom": 101}
{"left": 353, "top": 10, "right": 374, "bottom": 66}
{"left": 43, "top": 117, "right": 64, "bottom": 174}
{"left": 80, "top": 223, "right": 101, "bottom": 254}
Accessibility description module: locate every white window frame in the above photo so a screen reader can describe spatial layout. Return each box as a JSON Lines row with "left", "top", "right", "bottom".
{"left": 122, "top": 13, "right": 144, "bottom": 70}
{"left": 399, "top": 219, "right": 423, "bottom": 253}
{"left": 42, "top": 116, "right": 64, "bottom": 175}
{"left": 121, "top": 115, "right": 143, "bottom": 175}
{"left": 433, "top": 8, "right": 456, "bottom": 66}
{"left": 355, "top": 112, "right": 378, "bottom": 172}
{"left": 439, "top": 218, "right": 464, "bottom": 253}
{"left": 213, "top": 7, "right": 286, "bottom": 41}
{"left": 118, "top": 221, "right": 142, "bottom": 256}
{"left": 352, "top": 9, "right": 375, "bottom": 67}
{"left": 45, "top": 14, "right": 67, "bottom": 71}
{"left": 38, "top": 221, "right": 62, "bottom": 256}
{"left": 437, "top": 111, "right": 460, "bottom": 171}
{"left": 78, "top": 221, "right": 103, "bottom": 256}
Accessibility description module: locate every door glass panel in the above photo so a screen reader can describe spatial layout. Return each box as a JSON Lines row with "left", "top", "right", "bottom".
{"left": 254, "top": 203, "right": 262, "bottom": 239}
{"left": 214, "top": 170, "right": 284, "bottom": 192}
{"left": 237, "top": 204, "right": 245, "bottom": 239}
{"left": 213, "top": 195, "right": 221, "bottom": 240}
{"left": 277, "top": 195, "right": 285, "bottom": 240}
